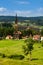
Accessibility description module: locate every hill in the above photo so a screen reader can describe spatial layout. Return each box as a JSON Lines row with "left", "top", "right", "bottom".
{"left": 0, "top": 16, "right": 43, "bottom": 26}
{"left": 0, "top": 40, "right": 43, "bottom": 65}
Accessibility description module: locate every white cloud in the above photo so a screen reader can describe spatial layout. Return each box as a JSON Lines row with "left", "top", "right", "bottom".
{"left": 16, "top": 1, "right": 30, "bottom": 5}
{"left": 0, "top": 10, "right": 31, "bottom": 17}
{"left": 30, "top": 8, "right": 43, "bottom": 17}
{"left": 0, "top": 7, "right": 43, "bottom": 17}
{"left": 14, "top": 10, "right": 31, "bottom": 17}
{"left": 0, "top": 7, "right": 7, "bottom": 12}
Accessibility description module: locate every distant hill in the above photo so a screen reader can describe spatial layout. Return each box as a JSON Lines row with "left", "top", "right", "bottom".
{"left": 0, "top": 16, "right": 29, "bottom": 22}
{"left": 0, "top": 16, "right": 43, "bottom": 26}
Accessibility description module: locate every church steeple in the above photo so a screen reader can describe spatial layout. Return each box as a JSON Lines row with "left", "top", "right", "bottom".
{"left": 13, "top": 14, "right": 22, "bottom": 39}
{"left": 15, "top": 14, "right": 18, "bottom": 24}
{"left": 14, "top": 14, "right": 18, "bottom": 32}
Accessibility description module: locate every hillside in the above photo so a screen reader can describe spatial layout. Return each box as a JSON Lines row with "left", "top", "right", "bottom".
{"left": 0, "top": 16, "right": 43, "bottom": 26}
{"left": 0, "top": 40, "right": 43, "bottom": 65}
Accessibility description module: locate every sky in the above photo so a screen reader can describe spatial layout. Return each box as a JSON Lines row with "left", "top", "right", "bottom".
{"left": 0, "top": 0, "right": 43, "bottom": 17}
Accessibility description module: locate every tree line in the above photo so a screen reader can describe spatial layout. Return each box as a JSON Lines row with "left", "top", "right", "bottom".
{"left": 0, "top": 23, "right": 43, "bottom": 38}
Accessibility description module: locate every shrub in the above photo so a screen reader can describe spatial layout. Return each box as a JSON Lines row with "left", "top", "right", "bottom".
{"left": 2, "top": 54, "right": 6, "bottom": 58}
{"left": 41, "top": 41, "right": 43, "bottom": 47}
{"left": 8, "top": 54, "right": 24, "bottom": 60}
{"left": 0, "top": 53, "right": 6, "bottom": 58}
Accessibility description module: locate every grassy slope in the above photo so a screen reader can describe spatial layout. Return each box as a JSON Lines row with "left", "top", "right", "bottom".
{"left": 0, "top": 40, "right": 24, "bottom": 54}
{"left": 0, "top": 40, "right": 43, "bottom": 65}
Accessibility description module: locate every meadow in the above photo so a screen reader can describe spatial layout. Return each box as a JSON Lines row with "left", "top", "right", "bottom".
{"left": 0, "top": 39, "right": 43, "bottom": 65}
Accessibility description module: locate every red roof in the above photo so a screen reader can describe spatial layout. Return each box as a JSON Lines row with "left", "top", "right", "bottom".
{"left": 33, "top": 35, "right": 40, "bottom": 40}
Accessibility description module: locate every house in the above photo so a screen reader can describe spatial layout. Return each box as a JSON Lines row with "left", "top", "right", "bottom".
{"left": 33, "top": 35, "right": 40, "bottom": 41}
{"left": 41, "top": 36, "right": 43, "bottom": 41}
{"left": 13, "top": 31, "right": 22, "bottom": 39}
{"left": 6, "top": 35, "right": 13, "bottom": 39}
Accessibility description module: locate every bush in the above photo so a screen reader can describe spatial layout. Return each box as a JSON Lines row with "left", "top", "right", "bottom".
{"left": 0, "top": 53, "right": 24, "bottom": 60}
{"left": 0, "top": 53, "right": 6, "bottom": 58}
{"left": 2, "top": 54, "right": 6, "bottom": 58}
{"left": 8, "top": 54, "right": 24, "bottom": 60}
{"left": 31, "top": 58, "right": 39, "bottom": 61}
{"left": 41, "top": 41, "right": 43, "bottom": 47}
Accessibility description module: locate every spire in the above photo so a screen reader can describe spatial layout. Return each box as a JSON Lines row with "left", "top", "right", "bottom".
{"left": 15, "top": 14, "right": 18, "bottom": 24}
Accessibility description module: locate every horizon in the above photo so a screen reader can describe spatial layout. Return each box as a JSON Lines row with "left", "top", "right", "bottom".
{"left": 0, "top": 0, "right": 43, "bottom": 17}
{"left": 0, "top": 15, "right": 43, "bottom": 18}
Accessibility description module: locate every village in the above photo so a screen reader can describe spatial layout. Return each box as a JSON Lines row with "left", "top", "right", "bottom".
{"left": 4, "top": 14, "right": 43, "bottom": 42}
{"left": 0, "top": 0, "right": 43, "bottom": 65}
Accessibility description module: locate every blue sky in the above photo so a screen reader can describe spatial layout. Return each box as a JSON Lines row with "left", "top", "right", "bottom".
{"left": 0, "top": 0, "right": 43, "bottom": 17}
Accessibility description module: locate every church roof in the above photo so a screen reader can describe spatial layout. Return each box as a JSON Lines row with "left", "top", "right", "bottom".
{"left": 13, "top": 31, "right": 22, "bottom": 34}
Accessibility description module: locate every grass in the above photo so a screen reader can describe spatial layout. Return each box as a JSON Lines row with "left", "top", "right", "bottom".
{"left": 0, "top": 39, "right": 43, "bottom": 65}
{"left": 0, "top": 39, "right": 24, "bottom": 55}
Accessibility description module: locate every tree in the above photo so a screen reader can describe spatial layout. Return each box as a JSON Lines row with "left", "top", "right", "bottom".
{"left": 0, "top": 26, "right": 14, "bottom": 38}
{"left": 21, "top": 29, "right": 33, "bottom": 37}
{"left": 23, "top": 38, "right": 34, "bottom": 60}
{"left": 40, "top": 29, "right": 43, "bottom": 36}
{"left": 41, "top": 41, "right": 43, "bottom": 47}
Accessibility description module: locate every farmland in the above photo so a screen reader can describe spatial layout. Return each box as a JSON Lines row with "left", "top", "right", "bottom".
{"left": 0, "top": 40, "right": 43, "bottom": 65}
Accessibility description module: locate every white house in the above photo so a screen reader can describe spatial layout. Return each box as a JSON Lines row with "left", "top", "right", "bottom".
{"left": 41, "top": 37, "right": 43, "bottom": 41}
{"left": 6, "top": 35, "right": 13, "bottom": 40}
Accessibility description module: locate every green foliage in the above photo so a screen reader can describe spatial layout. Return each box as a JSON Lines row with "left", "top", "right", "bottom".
{"left": 0, "top": 53, "right": 24, "bottom": 60}
{"left": 8, "top": 54, "right": 24, "bottom": 60}
{"left": 0, "top": 27, "right": 14, "bottom": 37}
{"left": 41, "top": 41, "right": 43, "bottom": 47}
{"left": 23, "top": 38, "right": 34, "bottom": 56}
{"left": 23, "top": 45, "right": 29, "bottom": 55}
{"left": 21, "top": 29, "right": 33, "bottom": 36}
{"left": 0, "top": 40, "right": 43, "bottom": 65}
{"left": 0, "top": 22, "right": 15, "bottom": 37}
{"left": 40, "top": 29, "right": 43, "bottom": 36}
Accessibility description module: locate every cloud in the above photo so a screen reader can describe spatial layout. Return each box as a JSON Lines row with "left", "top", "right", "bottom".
{"left": 0, "top": 7, "right": 43, "bottom": 17}
{"left": 37, "top": 7, "right": 43, "bottom": 12}
{"left": 14, "top": 10, "right": 31, "bottom": 17}
{"left": 16, "top": 1, "right": 30, "bottom": 5}
{"left": 0, "top": 7, "right": 7, "bottom": 12}
{"left": 0, "top": 10, "right": 31, "bottom": 17}
{"left": 30, "top": 8, "right": 43, "bottom": 17}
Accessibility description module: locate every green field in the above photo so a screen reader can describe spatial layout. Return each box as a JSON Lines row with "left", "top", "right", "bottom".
{"left": 0, "top": 39, "right": 43, "bottom": 65}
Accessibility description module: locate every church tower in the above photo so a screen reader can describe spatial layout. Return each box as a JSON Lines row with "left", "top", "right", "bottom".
{"left": 13, "top": 14, "right": 22, "bottom": 39}
{"left": 15, "top": 14, "right": 18, "bottom": 24}
{"left": 14, "top": 14, "right": 18, "bottom": 31}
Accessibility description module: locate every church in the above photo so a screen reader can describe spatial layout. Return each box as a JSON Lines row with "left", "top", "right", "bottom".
{"left": 13, "top": 14, "right": 22, "bottom": 39}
